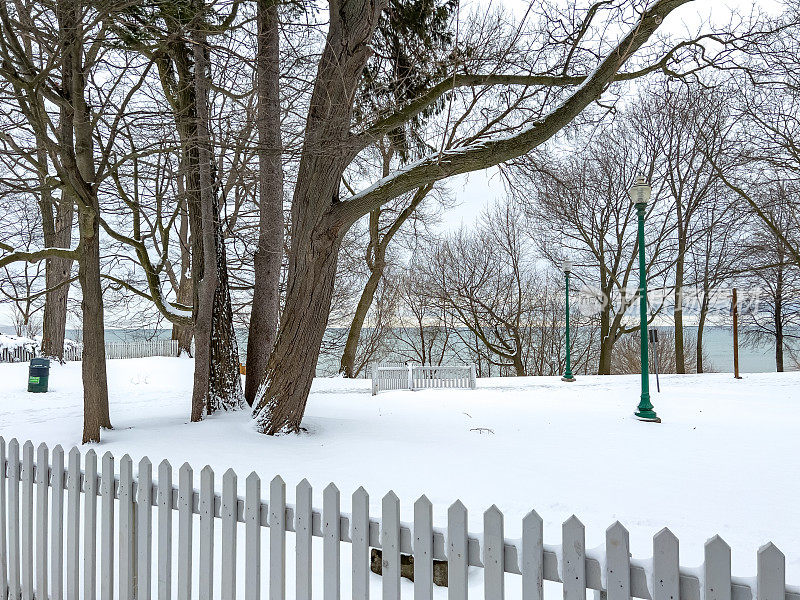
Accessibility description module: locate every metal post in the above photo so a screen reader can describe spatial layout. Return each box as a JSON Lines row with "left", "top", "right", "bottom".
{"left": 634, "top": 202, "right": 660, "bottom": 422}
{"left": 562, "top": 269, "right": 575, "bottom": 382}
{"left": 649, "top": 328, "right": 660, "bottom": 393}
{"left": 732, "top": 287, "right": 742, "bottom": 379}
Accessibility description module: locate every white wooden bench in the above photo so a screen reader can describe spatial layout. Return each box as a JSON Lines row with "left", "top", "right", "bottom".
{"left": 371, "top": 363, "right": 477, "bottom": 395}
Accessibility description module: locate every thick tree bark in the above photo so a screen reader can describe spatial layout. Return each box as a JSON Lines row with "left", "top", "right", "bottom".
{"left": 189, "top": 14, "right": 243, "bottom": 419}
{"left": 78, "top": 203, "right": 109, "bottom": 443}
{"left": 254, "top": 231, "right": 342, "bottom": 433}
{"left": 245, "top": 0, "right": 284, "bottom": 406}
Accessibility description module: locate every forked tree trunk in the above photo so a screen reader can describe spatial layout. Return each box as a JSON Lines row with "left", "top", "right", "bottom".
{"left": 245, "top": 0, "right": 284, "bottom": 406}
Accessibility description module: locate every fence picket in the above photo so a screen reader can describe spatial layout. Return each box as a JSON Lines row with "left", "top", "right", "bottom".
{"left": 484, "top": 505, "right": 505, "bottom": 600}
{"left": 84, "top": 450, "right": 98, "bottom": 600}
{"left": 21, "top": 442, "right": 33, "bottom": 600}
{"left": 562, "top": 516, "right": 586, "bottom": 600}
{"left": 66, "top": 447, "right": 80, "bottom": 600}
{"left": 178, "top": 463, "right": 193, "bottom": 600}
{"left": 138, "top": 457, "right": 153, "bottom": 600}
{"left": 653, "top": 528, "right": 679, "bottom": 600}
{"left": 35, "top": 443, "right": 49, "bottom": 600}
{"left": 119, "top": 455, "right": 135, "bottom": 600}
{"left": 1, "top": 435, "right": 798, "bottom": 600}
{"left": 101, "top": 452, "right": 115, "bottom": 600}
{"left": 270, "top": 476, "right": 286, "bottom": 600}
{"left": 221, "top": 469, "right": 238, "bottom": 600}
{"left": 605, "top": 522, "right": 630, "bottom": 600}
{"left": 413, "top": 495, "right": 433, "bottom": 600}
{"left": 704, "top": 535, "right": 731, "bottom": 600}
{"left": 757, "top": 543, "right": 785, "bottom": 600}
{"left": 0, "top": 438, "right": 7, "bottom": 600}
{"left": 8, "top": 440, "right": 20, "bottom": 600}
{"left": 382, "top": 492, "right": 401, "bottom": 600}
{"left": 199, "top": 465, "right": 215, "bottom": 600}
{"left": 245, "top": 472, "right": 262, "bottom": 600}
{"left": 157, "top": 460, "right": 173, "bottom": 600}
{"left": 351, "top": 486, "right": 369, "bottom": 600}
{"left": 51, "top": 445, "right": 64, "bottom": 600}
{"left": 296, "top": 479, "right": 313, "bottom": 600}
{"left": 324, "top": 483, "right": 341, "bottom": 600}
{"left": 447, "top": 500, "right": 468, "bottom": 600}
{"left": 522, "top": 510, "right": 543, "bottom": 600}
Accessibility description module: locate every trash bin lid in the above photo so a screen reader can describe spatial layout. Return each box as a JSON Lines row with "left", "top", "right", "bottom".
{"left": 30, "top": 358, "right": 50, "bottom": 368}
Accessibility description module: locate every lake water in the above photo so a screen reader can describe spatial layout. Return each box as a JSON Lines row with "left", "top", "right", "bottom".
{"left": 59, "top": 325, "right": 795, "bottom": 374}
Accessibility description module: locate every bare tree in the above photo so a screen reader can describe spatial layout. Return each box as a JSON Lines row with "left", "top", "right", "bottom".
{"left": 253, "top": 0, "right": 704, "bottom": 433}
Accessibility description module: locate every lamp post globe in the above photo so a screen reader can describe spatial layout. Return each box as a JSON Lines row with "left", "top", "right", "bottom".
{"left": 561, "top": 259, "right": 575, "bottom": 382}
{"left": 628, "top": 176, "right": 660, "bottom": 422}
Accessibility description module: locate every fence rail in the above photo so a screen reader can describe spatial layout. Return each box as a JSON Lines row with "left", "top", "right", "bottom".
{"left": 1, "top": 435, "right": 795, "bottom": 600}
{"left": 0, "top": 339, "right": 180, "bottom": 363}
{"left": 372, "top": 363, "right": 477, "bottom": 395}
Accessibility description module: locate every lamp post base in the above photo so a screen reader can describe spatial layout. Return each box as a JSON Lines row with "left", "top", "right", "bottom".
{"left": 634, "top": 411, "right": 661, "bottom": 423}
{"left": 561, "top": 376, "right": 576, "bottom": 382}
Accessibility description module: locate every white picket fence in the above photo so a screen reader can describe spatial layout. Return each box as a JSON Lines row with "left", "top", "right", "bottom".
{"left": 1, "top": 436, "right": 798, "bottom": 600}
{"left": 372, "top": 363, "right": 477, "bottom": 395}
{"left": 62, "top": 339, "right": 180, "bottom": 361}
{"left": 0, "top": 347, "right": 35, "bottom": 364}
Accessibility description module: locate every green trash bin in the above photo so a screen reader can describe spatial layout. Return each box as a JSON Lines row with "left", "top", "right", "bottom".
{"left": 28, "top": 358, "right": 50, "bottom": 393}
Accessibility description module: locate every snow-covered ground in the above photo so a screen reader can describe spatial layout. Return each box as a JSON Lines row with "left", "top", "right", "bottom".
{"left": 1, "top": 357, "right": 798, "bottom": 584}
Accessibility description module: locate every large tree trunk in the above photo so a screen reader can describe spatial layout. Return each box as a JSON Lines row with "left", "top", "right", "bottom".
{"left": 252, "top": 0, "right": 385, "bottom": 433}
{"left": 245, "top": 0, "right": 284, "bottom": 406}
{"left": 254, "top": 231, "right": 342, "bottom": 433}
{"left": 66, "top": 0, "right": 110, "bottom": 439}
{"left": 78, "top": 202, "right": 110, "bottom": 442}
{"left": 189, "top": 14, "right": 243, "bottom": 419}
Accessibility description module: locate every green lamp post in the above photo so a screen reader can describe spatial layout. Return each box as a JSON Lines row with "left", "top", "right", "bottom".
{"left": 561, "top": 259, "right": 576, "bottom": 382}
{"left": 628, "top": 176, "right": 660, "bottom": 423}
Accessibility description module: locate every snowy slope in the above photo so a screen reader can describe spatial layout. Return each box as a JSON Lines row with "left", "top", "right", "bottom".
{"left": 0, "top": 357, "right": 798, "bottom": 583}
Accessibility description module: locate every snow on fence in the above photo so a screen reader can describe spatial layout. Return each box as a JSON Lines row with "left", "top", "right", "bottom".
{"left": 372, "top": 363, "right": 477, "bottom": 395}
{"left": 0, "top": 346, "right": 35, "bottom": 364}
{"left": 1, "top": 436, "right": 797, "bottom": 600}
